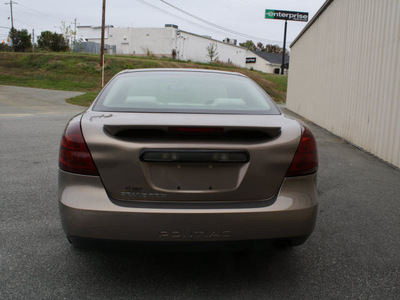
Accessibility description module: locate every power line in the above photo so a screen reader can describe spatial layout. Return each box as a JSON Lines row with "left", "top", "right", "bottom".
{"left": 12, "top": 17, "right": 47, "bottom": 32}
{"left": 137, "top": 0, "right": 279, "bottom": 44}
{"left": 16, "top": 3, "right": 64, "bottom": 22}
{"left": 136, "top": 0, "right": 224, "bottom": 32}
{"left": 3, "top": 2, "right": 62, "bottom": 32}
{"left": 158, "top": 0, "right": 282, "bottom": 44}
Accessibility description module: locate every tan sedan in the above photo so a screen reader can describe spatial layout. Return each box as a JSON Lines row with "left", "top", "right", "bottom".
{"left": 58, "top": 69, "right": 318, "bottom": 248}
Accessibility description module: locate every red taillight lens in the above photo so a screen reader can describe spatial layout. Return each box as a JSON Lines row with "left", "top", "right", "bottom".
{"left": 286, "top": 126, "right": 318, "bottom": 177}
{"left": 59, "top": 116, "right": 99, "bottom": 176}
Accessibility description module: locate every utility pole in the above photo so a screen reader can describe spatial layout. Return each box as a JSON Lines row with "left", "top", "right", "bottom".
{"left": 32, "top": 28, "right": 34, "bottom": 52}
{"left": 100, "top": 0, "right": 106, "bottom": 87}
{"left": 280, "top": 20, "right": 287, "bottom": 75}
{"left": 4, "top": 0, "right": 17, "bottom": 29}
{"left": 71, "top": 18, "right": 78, "bottom": 52}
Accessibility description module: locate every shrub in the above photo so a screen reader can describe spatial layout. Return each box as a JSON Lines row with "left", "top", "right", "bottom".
{"left": 37, "top": 31, "right": 69, "bottom": 52}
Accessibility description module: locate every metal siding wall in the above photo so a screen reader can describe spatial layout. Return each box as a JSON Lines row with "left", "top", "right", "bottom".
{"left": 287, "top": 0, "right": 400, "bottom": 168}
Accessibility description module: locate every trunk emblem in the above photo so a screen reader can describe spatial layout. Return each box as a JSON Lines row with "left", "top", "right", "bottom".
{"left": 121, "top": 191, "right": 167, "bottom": 199}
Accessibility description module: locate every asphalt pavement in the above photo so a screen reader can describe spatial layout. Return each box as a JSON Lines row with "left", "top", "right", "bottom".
{"left": 1, "top": 85, "right": 399, "bottom": 299}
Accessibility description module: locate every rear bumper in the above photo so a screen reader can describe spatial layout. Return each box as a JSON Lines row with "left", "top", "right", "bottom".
{"left": 59, "top": 170, "right": 318, "bottom": 242}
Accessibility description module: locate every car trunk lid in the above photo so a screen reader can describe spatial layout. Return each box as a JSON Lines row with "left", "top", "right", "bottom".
{"left": 81, "top": 111, "right": 301, "bottom": 203}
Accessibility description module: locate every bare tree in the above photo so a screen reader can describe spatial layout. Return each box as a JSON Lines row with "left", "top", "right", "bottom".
{"left": 265, "top": 44, "right": 282, "bottom": 54}
{"left": 206, "top": 43, "right": 219, "bottom": 62}
{"left": 60, "top": 21, "right": 76, "bottom": 47}
{"left": 256, "top": 42, "right": 264, "bottom": 51}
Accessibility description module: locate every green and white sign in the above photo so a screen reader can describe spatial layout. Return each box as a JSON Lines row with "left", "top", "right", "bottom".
{"left": 265, "top": 9, "right": 308, "bottom": 22}
{"left": 265, "top": 10, "right": 275, "bottom": 19}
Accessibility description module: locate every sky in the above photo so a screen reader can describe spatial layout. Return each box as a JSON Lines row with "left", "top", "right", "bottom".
{"left": 0, "top": 0, "right": 326, "bottom": 47}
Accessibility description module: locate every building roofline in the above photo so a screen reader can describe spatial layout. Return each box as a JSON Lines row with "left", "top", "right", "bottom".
{"left": 77, "top": 25, "right": 114, "bottom": 29}
{"left": 76, "top": 25, "right": 246, "bottom": 50}
{"left": 290, "top": 0, "right": 334, "bottom": 48}
{"left": 249, "top": 50, "right": 290, "bottom": 65}
{"left": 178, "top": 30, "right": 246, "bottom": 50}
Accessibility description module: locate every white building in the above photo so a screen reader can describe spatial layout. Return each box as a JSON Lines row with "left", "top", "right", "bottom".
{"left": 286, "top": 0, "right": 400, "bottom": 168}
{"left": 77, "top": 25, "right": 246, "bottom": 67}
{"left": 245, "top": 51, "right": 289, "bottom": 74}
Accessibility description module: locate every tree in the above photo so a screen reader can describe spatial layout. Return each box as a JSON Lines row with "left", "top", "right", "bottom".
{"left": 171, "top": 49, "right": 177, "bottom": 59}
{"left": 9, "top": 28, "right": 32, "bottom": 52}
{"left": 60, "top": 21, "right": 75, "bottom": 46}
{"left": 239, "top": 40, "right": 256, "bottom": 51}
{"left": 239, "top": 41, "right": 289, "bottom": 54}
{"left": 264, "top": 44, "right": 279, "bottom": 53}
{"left": 206, "top": 43, "right": 219, "bottom": 62}
{"left": 37, "top": 31, "right": 69, "bottom": 52}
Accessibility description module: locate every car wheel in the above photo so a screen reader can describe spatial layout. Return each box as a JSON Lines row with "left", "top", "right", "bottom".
{"left": 66, "top": 236, "right": 90, "bottom": 249}
{"left": 275, "top": 235, "right": 309, "bottom": 247}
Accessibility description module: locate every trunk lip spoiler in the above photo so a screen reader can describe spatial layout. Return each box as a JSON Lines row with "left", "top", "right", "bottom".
{"left": 103, "top": 124, "right": 281, "bottom": 138}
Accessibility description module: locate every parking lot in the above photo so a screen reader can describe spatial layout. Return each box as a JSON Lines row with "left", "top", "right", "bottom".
{"left": 1, "top": 85, "right": 399, "bottom": 299}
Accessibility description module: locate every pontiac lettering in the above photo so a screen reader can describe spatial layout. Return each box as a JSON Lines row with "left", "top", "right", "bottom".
{"left": 159, "top": 230, "right": 232, "bottom": 239}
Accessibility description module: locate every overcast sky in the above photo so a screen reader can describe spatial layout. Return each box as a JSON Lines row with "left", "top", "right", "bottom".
{"left": 1, "top": 0, "right": 326, "bottom": 47}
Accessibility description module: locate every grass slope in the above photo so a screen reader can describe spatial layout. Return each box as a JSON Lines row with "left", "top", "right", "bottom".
{"left": 0, "top": 52, "right": 287, "bottom": 106}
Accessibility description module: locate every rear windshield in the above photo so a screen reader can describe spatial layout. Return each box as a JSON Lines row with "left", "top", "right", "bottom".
{"left": 93, "top": 71, "right": 280, "bottom": 115}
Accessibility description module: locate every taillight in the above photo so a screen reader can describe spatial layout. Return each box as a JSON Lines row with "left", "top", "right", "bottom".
{"left": 59, "top": 116, "right": 99, "bottom": 175}
{"left": 285, "top": 126, "right": 318, "bottom": 177}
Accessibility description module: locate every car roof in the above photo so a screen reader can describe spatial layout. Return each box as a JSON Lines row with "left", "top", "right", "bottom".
{"left": 117, "top": 68, "right": 247, "bottom": 77}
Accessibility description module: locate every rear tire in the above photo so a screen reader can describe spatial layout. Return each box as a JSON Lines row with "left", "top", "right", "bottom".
{"left": 275, "top": 235, "right": 309, "bottom": 247}
{"left": 66, "top": 236, "right": 92, "bottom": 249}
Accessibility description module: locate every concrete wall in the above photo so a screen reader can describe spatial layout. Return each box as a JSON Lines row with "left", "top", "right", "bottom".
{"left": 108, "top": 27, "right": 175, "bottom": 56}
{"left": 78, "top": 26, "right": 175, "bottom": 56}
{"left": 78, "top": 26, "right": 246, "bottom": 67}
{"left": 176, "top": 31, "right": 246, "bottom": 67}
{"left": 287, "top": 0, "right": 400, "bottom": 168}
{"left": 77, "top": 26, "right": 110, "bottom": 40}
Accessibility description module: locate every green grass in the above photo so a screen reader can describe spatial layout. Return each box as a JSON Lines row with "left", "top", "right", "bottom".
{"left": 0, "top": 74, "right": 97, "bottom": 91}
{"left": 263, "top": 73, "right": 288, "bottom": 93}
{"left": 0, "top": 52, "right": 287, "bottom": 106}
{"left": 66, "top": 92, "right": 99, "bottom": 106}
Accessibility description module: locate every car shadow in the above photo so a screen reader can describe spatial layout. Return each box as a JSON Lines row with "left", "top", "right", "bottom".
{"left": 66, "top": 241, "right": 305, "bottom": 298}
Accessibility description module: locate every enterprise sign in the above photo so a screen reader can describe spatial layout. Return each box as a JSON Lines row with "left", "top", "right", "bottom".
{"left": 265, "top": 9, "right": 309, "bottom": 22}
